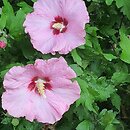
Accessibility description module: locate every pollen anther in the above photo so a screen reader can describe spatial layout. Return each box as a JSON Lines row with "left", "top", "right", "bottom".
{"left": 35, "top": 79, "right": 46, "bottom": 96}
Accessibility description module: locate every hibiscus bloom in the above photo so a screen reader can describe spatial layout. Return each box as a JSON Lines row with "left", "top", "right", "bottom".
{"left": 23, "top": 0, "right": 89, "bottom": 54}
{"left": 0, "top": 41, "right": 6, "bottom": 48}
{"left": 2, "top": 57, "right": 80, "bottom": 124}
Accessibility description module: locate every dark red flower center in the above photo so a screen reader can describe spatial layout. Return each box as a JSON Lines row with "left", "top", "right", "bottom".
{"left": 28, "top": 77, "right": 52, "bottom": 96}
{"left": 50, "top": 16, "right": 68, "bottom": 35}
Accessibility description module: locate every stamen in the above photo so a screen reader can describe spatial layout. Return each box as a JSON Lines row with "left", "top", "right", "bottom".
{"left": 35, "top": 79, "right": 46, "bottom": 96}
{"left": 28, "top": 77, "right": 52, "bottom": 97}
{"left": 50, "top": 16, "right": 68, "bottom": 35}
{"left": 52, "top": 23, "right": 65, "bottom": 32}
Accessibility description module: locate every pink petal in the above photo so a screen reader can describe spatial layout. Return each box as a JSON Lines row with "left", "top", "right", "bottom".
{"left": 24, "top": 13, "right": 50, "bottom": 34}
{"left": 34, "top": 0, "right": 62, "bottom": 19}
{"left": 4, "top": 65, "right": 40, "bottom": 89}
{"left": 25, "top": 92, "right": 59, "bottom": 123}
{"left": 35, "top": 57, "right": 76, "bottom": 79}
{"left": 27, "top": 90, "right": 68, "bottom": 124}
{"left": 0, "top": 41, "right": 6, "bottom": 48}
{"left": 50, "top": 77, "right": 80, "bottom": 105}
{"left": 51, "top": 34, "right": 66, "bottom": 51}
{"left": 62, "top": 0, "right": 89, "bottom": 26}
{"left": 24, "top": 13, "right": 55, "bottom": 54}
{"left": 2, "top": 88, "right": 32, "bottom": 118}
{"left": 59, "top": 31, "right": 85, "bottom": 54}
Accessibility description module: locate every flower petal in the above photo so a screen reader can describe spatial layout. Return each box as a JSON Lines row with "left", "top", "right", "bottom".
{"left": 59, "top": 31, "right": 85, "bottom": 54}
{"left": 50, "top": 77, "right": 80, "bottom": 105}
{"left": 35, "top": 57, "right": 76, "bottom": 79}
{"left": 24, "top": 13, "right": 55, "bottom": 54}
{"left": 34, "top": 0, "right": 62, "bottom": 19}
{"left": 23, "top": 90, "right": 68, "bottom": 124}
{"left": 4, "top": 65, "right": 41, "bottom": 89}
{"left": 2, "top": 88, "right": 32, "bottom": 118}
{"left": 62, "top": 0, "right": 89, "bottom": 26}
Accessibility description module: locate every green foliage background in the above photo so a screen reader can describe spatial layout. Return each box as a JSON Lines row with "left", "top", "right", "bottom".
{"left": 0, "top": 0, "right": 130, "bottom": 129}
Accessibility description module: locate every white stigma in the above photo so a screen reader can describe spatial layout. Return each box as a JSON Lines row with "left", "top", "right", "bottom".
{"left": 35, "top": 79, "right": 46, "bottom": 97}
{"left": 52, "top": 22, "right": 65, "bottom": 32}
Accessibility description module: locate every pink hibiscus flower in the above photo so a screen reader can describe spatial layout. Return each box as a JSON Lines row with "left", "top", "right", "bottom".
{"left": 2, "top": 57, "right": 80, "bottom": 124}
{"left": 23, "top": 0, "right": 89, "bottom": 54}
{"left": 0, "top": 41, "right": 6, "bottom": 48}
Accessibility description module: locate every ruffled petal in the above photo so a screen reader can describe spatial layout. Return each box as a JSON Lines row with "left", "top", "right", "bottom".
{"left": 24, "top": 13, "right": 55, "bottom": 54}
{"left": 3, "top": 65, "right": 40, "bottom": 90}
{"left": 2, "top": 88, "right": 32, "bottom": 118}
{"left": 62, "top": 0, "right": 89, "bottom": 26}
{"left": 50, "top": 77, "right": 80, "bottom": 105}
{"left": 35, "top": 57, "right": 76, "bottom": 79}
{"left": 34, "top": 0, "right": 62, "bottom": 19}
{"left": 20, "top": 90, "right": 68, "bottom": 124}
{"left": 58, "top": 28, "right": 85, "bottom": 54}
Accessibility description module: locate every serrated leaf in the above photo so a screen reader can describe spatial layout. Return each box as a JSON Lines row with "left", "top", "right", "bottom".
{"left": 76, "top": 120, "right": 90, "bottom": 130}
{"left": 112, "top": 71, "right": 130, "bottom": 85}
{"left": 71, "top": 49, "right": 82, "bottom": 66}
{"left": 122, "top": 0, "right": 130, "bottom": 20}
{"left": 88, "top": 77, "right": 115, "bottom": 101}
{"left": 76, "top": 78, "right": 97, "bottom": 113}
{"left": 9, "top": 9, "right": 25, "bottom": 38}
{"left": 120, "top": 32, "right": 130, "bottom": 64}
{"left": 99, "top": 110, "right": 116, "bottom": 127}
{"left": 17, "top": 2, "right": 33, "bottom": 14}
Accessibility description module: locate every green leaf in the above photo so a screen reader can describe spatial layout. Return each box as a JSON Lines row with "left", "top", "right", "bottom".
{"left": 17, "top": 2, "right": 33, "bottom": 14}
{"left": 86, "top": 25, "right": 102, "bottom": 53}
{"left": 11, "top": 119, "right": 19, "bottom": 127}
{"left": 19, "top": 38, "right": 35, "bottom": 59}
{"left": 112, "top": 71, "right": 130, "bottom": 85}
{"left": 120, "top": 32, "right": 130, "bottom": 64}
{"left": 87, "top": 76, "right": 115, "bottom": 101}
{"left": 17, "top": 119, "right": 42, "bottom": 130}
{"left": 111, "top": 93, "right": 121, "bottom": 111}
{"left": 76, "top": 120, "right": 90, "bottom": 130}
{"left": 115, "top": 0, "right": 124, "bottom": 8}
{"left": 0, "top": 11, "right": 7, "bottom": 30}
{"left": 115, "top": 0, "right": 130, "bottom": 19}
{"left": 99, "top": 109, "right": 116, "bottom": 127}
{"left": 70, "top": 64, "right": 83, "bottom": 76}
{"left": 9, "top": 9, "right": 25, "bottom": 38}
{"left": 122, "top": 0, "right": 130, "bottom": 20}
{"left": 76, "top": 78, "right": 97, "bottom": 113}
{"left": 106, "top": 0, "right": 114, "bottom": 5}
{"left": 103, "top": 53, "right": 117, "bottom": 61}
{"left": 31, "top": 0, "right": 37, "bottom": 2}
{"left": 71, "top": 49, "right": 82, "bottom": 66}
{"left": 105, "top": 124, "right": 116, "bottom": 130}
{"left": 2, "top": 0, "right": 15, "bottom": 29}
{"left": 1, "top": 117, "right": 12, "bottom": 125}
